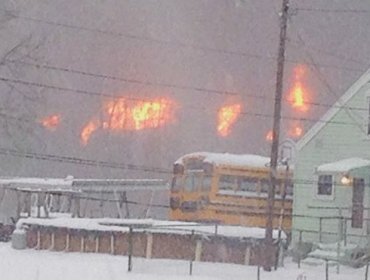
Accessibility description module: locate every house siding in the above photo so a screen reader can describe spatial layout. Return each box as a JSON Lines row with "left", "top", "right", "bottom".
{"left": 292, "top": 83, "right": 370, "bottom": 245}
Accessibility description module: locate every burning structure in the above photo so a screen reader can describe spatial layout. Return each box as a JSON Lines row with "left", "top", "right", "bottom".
{"left": 0, "top": 1, "right": 366, "bottom": 183}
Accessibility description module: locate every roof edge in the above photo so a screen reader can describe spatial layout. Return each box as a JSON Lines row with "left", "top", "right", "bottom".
{"left": 296, "top": 67, "right": 370, "bottom": 151}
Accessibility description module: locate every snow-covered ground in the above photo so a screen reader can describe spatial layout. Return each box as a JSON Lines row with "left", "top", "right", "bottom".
{"left": 0, "top": 242, "right": 366, "bottom": 280}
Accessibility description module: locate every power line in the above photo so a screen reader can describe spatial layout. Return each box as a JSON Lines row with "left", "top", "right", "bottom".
{"left": 0, "top": 89, "right": 363, "bottom": 128}
{"left": 0, "top": 85, "right": 364, "bottom": 130}
{"left": 291, "top": 28, "right": 370, "bottom": 134}
{"left": 2, "top": 145, "right": 370, "bottom": 191}
{"left": 0, "top": 147, "right": 171, "bottom": 174}
{"left": 239, "top": 111, "right": 360, "bottom": 126}
{"left": 1, "top": 61, "right": 368, "bottom": 113}
{"left": 296, "top": 7, "right": 370, "bottom": 14}
{"left": 287, "top": 39, "right": 368, "bottom": 68}
{"left": 0, "top": 72, "right": 237, "bottom": 98}
{"left": 0, "top": 112, "right": 34, "bottom": 124}
{"left": 0, "top": 8, "right": 365, "bottom": 73}
{"left": 0, "top": 8, "right": 271, "bottom": 60}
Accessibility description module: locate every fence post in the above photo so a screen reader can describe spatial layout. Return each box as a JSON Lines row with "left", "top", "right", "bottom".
{"left": 365, "top": 262, "right": 369, "bottom": 280}
{"left": 244, "top": 245, "right": 251, "bottom": 265}
{"left": 325, "top": 259, "right": 329, "bottom": 280}
{"left": 344, "top": 218, "right": 347, "bottom": 246}
{"left": 189, "top": 260, "right": 193, "bottom": 275}
{"left": 319, "top": 218, "right": 323, "bottom": 243}
{"left": 146, "top": 233, "right": 153, "bottom": 259}
{"left": 336, "top": 241, "right": 340, "bottom": 274}
{"left": 257, "top": 265, "right": 260, "bottom": 280}
{"left": 128, "top": 226, "right": 133, "bottom": 272}
{"left": 195, "top": 239, "right": 202, "bottom": 262}
{"left": 298, "top": 230, "right": 302, "bottom": 268}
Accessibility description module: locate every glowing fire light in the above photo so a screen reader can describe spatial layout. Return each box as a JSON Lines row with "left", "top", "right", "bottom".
{"left": 289, "top": 65, "right": 308, "bottom": 112}
{"left": 39, "top": 114, "right": 61, "bottom": 131}
{"left": 217, "top": 104, "right": 242, "bottom": 137}
{"left": 266, "top": 125, "right": 303, "bottom": 142}
{"left": 81, "top": 97, "right": 175, "bottom": 145}
{"left": 81, "top": 119, "right": 101, "bottom": 145}
{"left": 266, "top": 130, "right": 273, "bottom": 142}
{"left": 289, "top": 125, "right": 304, "bottom": 138}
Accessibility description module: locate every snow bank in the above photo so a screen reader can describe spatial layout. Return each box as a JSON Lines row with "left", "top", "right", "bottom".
{"left": 0, "top": 242, "right": 365, "bottom": 280}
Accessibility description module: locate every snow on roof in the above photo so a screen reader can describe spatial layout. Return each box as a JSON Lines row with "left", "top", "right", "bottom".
{"left": 0, "top": 177, "right": 168, "bottom": 191}
{"left": 17, "top": 217, "right": 126, "bottom": 232}
{"left": 297, "top": 67, "right": 370, "bottom": 151}
{"left": 0, "top": 177, "right": 73, "bottom": 187}
{"left": 175, "top": 152, "right": 272, "bottom": 169}
{"left": 17, "top": 217, "right": 285, "bottom": 239}
{"left": 317, "top": 158, "right": 370, "bottom": 173}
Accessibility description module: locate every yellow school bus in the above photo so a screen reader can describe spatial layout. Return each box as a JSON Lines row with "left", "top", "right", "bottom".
{"left": 169, "top": 152, "right": 293, "bottom": 230}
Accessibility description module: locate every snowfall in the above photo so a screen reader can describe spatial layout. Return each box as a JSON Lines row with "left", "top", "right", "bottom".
{"left": 0, "top": 242, "right": 366, "bottom": 280}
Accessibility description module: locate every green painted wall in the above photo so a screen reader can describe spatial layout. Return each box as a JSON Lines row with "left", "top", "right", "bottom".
{"left": 292, "top": 83, "right": 370, "bottom": 245}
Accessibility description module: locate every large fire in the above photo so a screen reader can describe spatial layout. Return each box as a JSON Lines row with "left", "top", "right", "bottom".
{"left": 39, "top": 114, "right": 61, "bottom": 131}
{"left": 81, "top": 97, "right": 175, "bottom": 145}
{"left": 289, "top": 65, "right": 308, "bottom": 112}
{"left": 217, "top": 104, "right": 242, "bottom": 137}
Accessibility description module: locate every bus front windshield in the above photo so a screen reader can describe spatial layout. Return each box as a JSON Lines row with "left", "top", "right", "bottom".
{"left": 170, "top": 170, "right": 212, "bottom": 193}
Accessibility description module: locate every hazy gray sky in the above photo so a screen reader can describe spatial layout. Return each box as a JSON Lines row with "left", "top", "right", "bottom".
{"left": 0, "top": 0, "right": 369, "bottom": 178}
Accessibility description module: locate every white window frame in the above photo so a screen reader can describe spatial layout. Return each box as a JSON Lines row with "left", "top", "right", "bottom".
{"left": 314, "top": 173, "right": 335, "bottom": 201}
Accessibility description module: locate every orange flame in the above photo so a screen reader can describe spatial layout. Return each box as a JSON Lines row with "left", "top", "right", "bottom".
{"left": 81, "top": 119, "right": 100, "bottom": 145}
{"left": 289, "top": 65, "right": 308, "bottom": 112}
{"left": 288, "top": 125, "right": 304, "bottom": 138}
{"left": 39, "top": 114, "right": 61, "bottom": 131}
{"left": 81, "top": 97, "right": 175, "bottom": 145}
{"left": 217, "top": 104, "right": 242, "bottom": 137}
{"left": 266, "top": 130, "right": 273, "bottom": 142}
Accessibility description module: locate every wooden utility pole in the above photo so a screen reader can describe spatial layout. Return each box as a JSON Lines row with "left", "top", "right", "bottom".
{"left": 264, "top": 0, "right": 289, "bottom": 271}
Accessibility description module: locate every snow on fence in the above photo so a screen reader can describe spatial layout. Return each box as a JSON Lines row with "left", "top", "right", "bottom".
{"left": 16, "top": 217, "right": 281, "bottom": 266}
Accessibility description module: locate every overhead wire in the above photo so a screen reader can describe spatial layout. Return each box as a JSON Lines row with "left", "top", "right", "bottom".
{"left": 0, "top": 5, "right": 368, "bottom": 174}
{"left": 0, "top": 8, "right": 365, "bottom": 73}
{"left": 0, "top": 72, "right": 364, "bottom": 139}
{"left": 290, "top": 25, "right": 370, "bottom": 134}
{"left": 0, "top": 63, "right": 368, "bottom": 113}
{"left": 0, "top": 147, "right": 171, "bottom": 174}
{"left": 1, "top": 145, "right": 370, "bottom": 188}
{"left": 295, "top": 7, "right": 370, "bottom": 14}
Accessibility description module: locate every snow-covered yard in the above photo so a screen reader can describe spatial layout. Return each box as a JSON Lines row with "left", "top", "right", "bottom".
{"left": 0, "top": 243, "right": 366, "bottom": 280}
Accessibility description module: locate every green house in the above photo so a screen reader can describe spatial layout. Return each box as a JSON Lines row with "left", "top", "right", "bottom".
{"left": 292, "top": 68, "right": 370, "bottom": 248}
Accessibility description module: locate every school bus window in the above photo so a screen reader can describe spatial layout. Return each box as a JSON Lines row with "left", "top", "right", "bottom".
{"left": 202, "top": 175, "right": 212, "bottom": 191}
{"left": 286, "top": 180, "right": 294, "bottom": 196}
{"left": 219, "top": 175, "right": 238, "bottom": 191}
{"left": 239, "top": 176, "right": 258, "bottom": 192}
{"left": 203, "top": 162, "right": 213, "bottom": 175}
{"left": 260, "top": 178, "right": 270, "bottom": 193}
{"left": 171, "top": 176, "right": 182, "bottom": 192}
{"left": 184, "top": 171, "right": 202, "bottom": 192}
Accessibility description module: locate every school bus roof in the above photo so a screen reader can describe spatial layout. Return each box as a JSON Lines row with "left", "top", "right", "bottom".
{"left": 175, "top": 152, "right": 290, "bottom": 170}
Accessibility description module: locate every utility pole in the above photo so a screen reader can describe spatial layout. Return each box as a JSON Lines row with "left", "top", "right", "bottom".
{"left": 264, "top": 0, "right": 289, "bottom": 271}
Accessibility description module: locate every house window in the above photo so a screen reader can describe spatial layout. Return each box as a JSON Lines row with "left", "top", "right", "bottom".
{"left": 317, "top": 175, "right": 333, "bottom": 196}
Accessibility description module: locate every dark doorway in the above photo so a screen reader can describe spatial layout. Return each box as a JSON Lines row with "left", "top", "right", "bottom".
{"left": 352, "top": 178, "right": 365, "bottom": 228}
